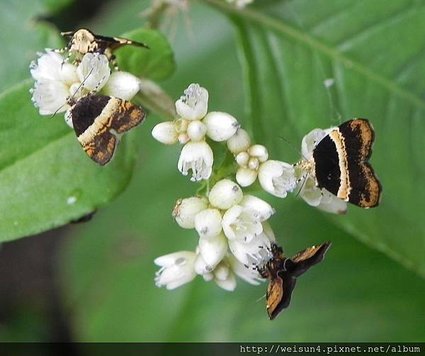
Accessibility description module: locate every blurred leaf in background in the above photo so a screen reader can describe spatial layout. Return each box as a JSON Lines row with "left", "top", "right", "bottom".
{"left": 0, "top": 0, "right": 424, "bottom": 344}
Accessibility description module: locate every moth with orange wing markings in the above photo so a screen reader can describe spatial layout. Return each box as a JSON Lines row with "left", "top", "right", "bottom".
{"left": 61, "top": 28, "right": 149, "bottom": 64}
{"left": 302, "top": 118, "right": 382, "bottom": 208}
{"left": 258, "top": 241, "right": 331, "bottom": 320}
{"left": 66, "top": 94, "right": 146, "bottom": 165}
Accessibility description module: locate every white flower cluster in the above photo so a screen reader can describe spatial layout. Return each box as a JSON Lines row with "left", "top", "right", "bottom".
{"left": 30, "top": 50, "right": 141, "bottom": 126}
{"left": 152, "top": 84, "right": 302, "bottom": 291}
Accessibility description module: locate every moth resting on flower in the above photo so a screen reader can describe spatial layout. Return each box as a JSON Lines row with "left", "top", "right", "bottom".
{"left": 30, "top": 43, "right": 145, "bottom": 165}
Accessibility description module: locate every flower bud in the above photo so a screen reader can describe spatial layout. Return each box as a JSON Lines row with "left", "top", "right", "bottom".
{"left": 208, "top": 179, "right": 243, "bottom": 210}
{"left": 227, "top": 128, "right": 251, "bottom": 154}
{"left": 203, "top": 111, "right": 240, "bottom": 142}
{"left": 194, "top": 208, "right": 223, "bottom": 239}
{"left": 152, "top": 121, "right": 178, "bottom": 144}
{"left": 173, "top": 196, "right": 208, "bottom": 229}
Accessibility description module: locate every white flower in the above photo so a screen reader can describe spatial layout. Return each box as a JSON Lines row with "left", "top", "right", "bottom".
{"left": 228, "top": 229, "right": 274, "bottom": 266}
{"left": 227, "top": 128, "right": 251, "bottom": 154}
{"left": 175, "top": 83, "right": 208, "bottom": 120}
{"left": 228, "top": 254, "right": 262, "bottom": 285}
{"left": 194, "top": 208, "right": 223, "bottom": 239}
{"left": 103, "top": 71, "right": 141, "bottom": 100}
{"left": 30, "top": 50, "right": 77, "bottom": 83}
{"left": 258, "top": 160, "right": 297, "bottom": 198}
{"left": 203, "top": 111, "right": 239, "bottom": 142}
{"left": 154, "top": 251, "right": 197, "bottom": 290}
{"left": 221, "top": 195, "right": 274, "bottom": 243}
{"left": 173, "top": 196, "right": 208, "bottom": 229}
{"left": 208, "top": 179, "right": 243, "bottom": 210}
{"left": 152, "top": 121, "right": 179, "bottom": 144}
{"left": 177, "top": 141, "right": 213, "bottom": 181}
{"left": 198, "top": 233, "right": 227, "bottom": 270}
{"left": 222, "top": 205, "right": 263, "bottom": 242}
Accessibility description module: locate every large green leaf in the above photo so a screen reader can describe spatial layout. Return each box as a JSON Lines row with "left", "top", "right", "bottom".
{"left": 206, "top": 0, "right": 425, "bottom": 277}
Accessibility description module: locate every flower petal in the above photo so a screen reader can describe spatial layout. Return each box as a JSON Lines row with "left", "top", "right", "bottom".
{"left": 152, "top": 121, "right": 179, "bottom": 145}
{"left": 76, "top": 53, "right": 110, "bottom": 91}
{"left": 227, "top": 128, "right": 251, "bottom": 154}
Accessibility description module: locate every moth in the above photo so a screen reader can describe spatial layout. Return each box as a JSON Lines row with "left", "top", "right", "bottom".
{"left": 300, "top": 119, "right": 382, "bottom": 208}
{"left": 258, "top": 242, "right": 331, "bottom": 320}
{"left": 66, "top": 94, "right": 146, "bottom": 165}
{"left": 61, "top": 28, "right": 149, "bottom": 63}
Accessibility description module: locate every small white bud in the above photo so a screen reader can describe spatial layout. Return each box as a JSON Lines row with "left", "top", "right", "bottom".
{"left": 227, "top": 128, "right": 251, "bottom": 154}
{"left": 208, "top": 179, "right": 243, "bottom": 210}
{"left": 236, "top": 167, "right": 257, "bottom": 187}
{"left": 235, "top": 151, "right": 249, "bottom": 167}
{"left": 152, "top": 121, "right": 178, "bottom": 145}
{"left": 248, "top": 144, "right": 268, "bottom": 162}
{"left": 203, "top": 111, "right": 240, "bottom": 142}
{"left": 103, "top": 71, "right": 141, "bottom": 100}
{"left": 247, "top": 157, "right": 259, "bottom": 171}
{"left": 173, "top": 196, "right": 208, "bottom": 229}
{"left": 187, "top": 120, "right": 207, "bottom": 141}
{"left": 194, "top": 208, "right": 223, "bottom": 239}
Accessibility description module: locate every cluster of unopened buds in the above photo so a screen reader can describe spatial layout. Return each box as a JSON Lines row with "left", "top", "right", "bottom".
{"left": 30, "top": 50, "right": 141, "bottom": 125}
{"left": 152, "top": 83, "right": 347, "bottom": 291}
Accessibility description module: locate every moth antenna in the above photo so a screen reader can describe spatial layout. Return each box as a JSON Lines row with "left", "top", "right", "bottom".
{"left": 256, "top": 294, "right": 266, "bottom": 303}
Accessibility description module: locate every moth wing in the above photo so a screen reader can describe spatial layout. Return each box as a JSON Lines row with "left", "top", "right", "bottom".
{"left": 289, "top": 242, "right": 331, "bottom": 277}
{"left": 266, "top": 274, "right": 296, "bottom": 320}
{"left": 338, "top": 119, "right": 382, "bottom": 207}
{"left": 109, "top": 98, "right": 146, "bottom": 134}
{"left": 82, "top": 129, "right": 117, "bottom": 166}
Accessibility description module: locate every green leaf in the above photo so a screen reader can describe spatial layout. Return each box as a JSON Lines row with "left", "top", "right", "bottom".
{"left": 115, "top": 28, "right": 176, "bottom": 81}
{"left": 0, "top": 80, "right": 141, "bottom": 242}
{"left": 207, "top": 0, "right": 425, "bottom": 277}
